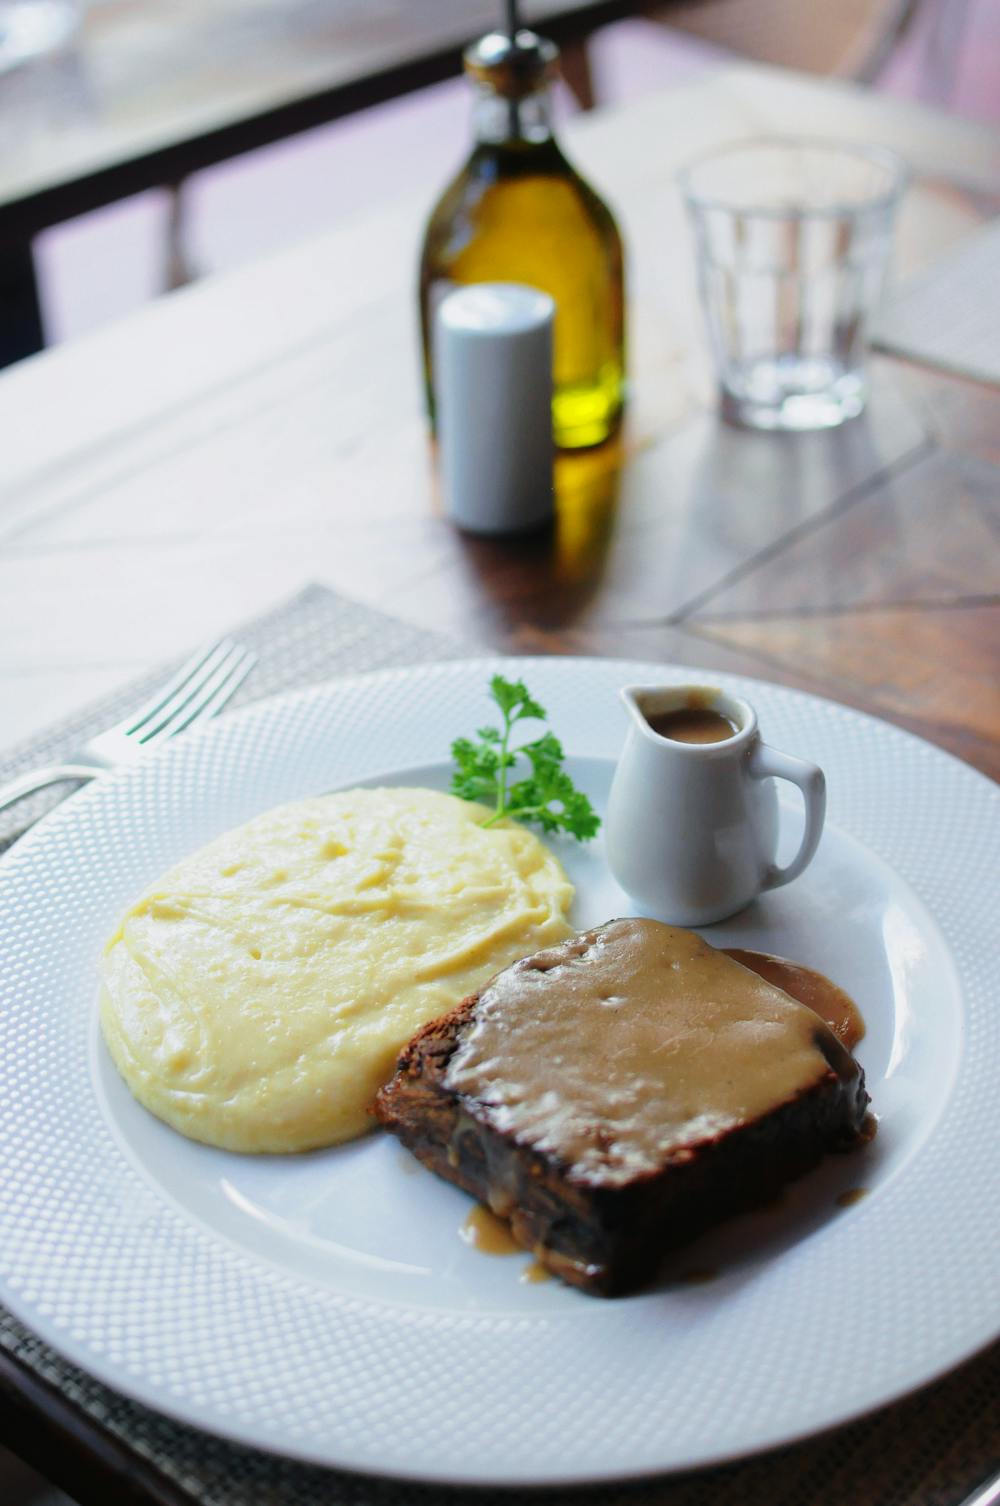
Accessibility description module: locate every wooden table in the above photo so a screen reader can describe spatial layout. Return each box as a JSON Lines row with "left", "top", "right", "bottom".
{"left": 0, "top": 58, "right": 998, "bottom": 1505}
{"left": 0, "top": 0, "right": 637, "bottom": 362}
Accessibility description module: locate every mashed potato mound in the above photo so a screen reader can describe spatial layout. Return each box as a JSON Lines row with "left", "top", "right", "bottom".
{"left": 100, "top": 787, "right": 574, "bottom": 1152}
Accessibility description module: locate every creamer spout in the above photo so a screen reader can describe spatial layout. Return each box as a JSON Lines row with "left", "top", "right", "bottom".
{"left": 619, "top": 685, "right": 648, "bottom": 731}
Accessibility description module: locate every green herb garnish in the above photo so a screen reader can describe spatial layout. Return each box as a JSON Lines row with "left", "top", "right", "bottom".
{"left": 450, "top": 675, "right": 600, "bottom": 842}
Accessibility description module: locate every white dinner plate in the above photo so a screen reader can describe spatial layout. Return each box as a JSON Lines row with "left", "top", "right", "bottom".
{"left": 1, "top": 657, "right": 997, "bottom": 1486}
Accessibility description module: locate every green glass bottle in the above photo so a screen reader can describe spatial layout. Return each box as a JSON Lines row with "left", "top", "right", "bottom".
{"left": 419, "top": 28, "right": 626, "bottom": 450}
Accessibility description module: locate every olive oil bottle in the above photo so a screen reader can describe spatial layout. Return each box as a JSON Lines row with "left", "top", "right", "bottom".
{"left": 419, "top": 28, "right": 625, "bottom": 450}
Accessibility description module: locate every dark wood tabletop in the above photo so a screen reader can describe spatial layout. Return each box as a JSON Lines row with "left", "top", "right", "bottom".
{"left": 0, "top": 56, "right": 997, "bottom": 1506}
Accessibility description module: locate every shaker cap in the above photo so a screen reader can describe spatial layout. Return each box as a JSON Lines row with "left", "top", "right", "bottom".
{"left": 464, "top": 29, "right": 558, "bottom": 98}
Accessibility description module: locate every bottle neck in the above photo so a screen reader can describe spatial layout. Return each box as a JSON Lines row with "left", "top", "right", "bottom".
{"left": 472, "top": 83, "right": 554, "bottom": 146}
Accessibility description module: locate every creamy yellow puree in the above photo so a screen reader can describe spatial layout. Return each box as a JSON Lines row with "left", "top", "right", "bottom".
{"left": 100, "top": 787, "right": 574, "bottom": 1152}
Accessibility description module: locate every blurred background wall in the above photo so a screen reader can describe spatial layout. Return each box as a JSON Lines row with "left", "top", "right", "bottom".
{"left": 20, "top": 0, "right": 1000, "bottom": 351}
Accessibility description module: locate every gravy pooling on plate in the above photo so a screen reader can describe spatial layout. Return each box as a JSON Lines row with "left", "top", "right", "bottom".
{"left": 723, "top": 949, "right": 865, "bottom": 1050}
{"left": 99, "top": 787, "right": 574, "bottom": 1153}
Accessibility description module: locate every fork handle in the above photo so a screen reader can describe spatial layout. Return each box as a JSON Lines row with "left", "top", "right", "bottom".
{"left": 0, "top": 764, "right": 102, "bottom": 818}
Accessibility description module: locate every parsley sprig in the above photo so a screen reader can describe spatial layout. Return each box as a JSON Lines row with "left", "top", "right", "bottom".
{"left": 450, "top": 675, "right": 600, "bottom": 842}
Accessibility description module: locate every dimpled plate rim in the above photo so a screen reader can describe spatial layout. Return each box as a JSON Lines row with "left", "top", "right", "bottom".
{"left": 0, "top": 657, "right": 997, "bottom": 1487}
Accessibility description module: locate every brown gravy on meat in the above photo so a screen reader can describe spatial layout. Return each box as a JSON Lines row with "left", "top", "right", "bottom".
{"left": 444, "top": 919, "right": 860, "bottom": 1188}
{"left": 724, "top": 949, "right": 865, "bottom": 1050}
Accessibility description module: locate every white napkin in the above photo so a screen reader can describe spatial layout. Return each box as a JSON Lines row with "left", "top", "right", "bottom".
{"left": 872, "top": 218, "right": 1000, "bottom": 386}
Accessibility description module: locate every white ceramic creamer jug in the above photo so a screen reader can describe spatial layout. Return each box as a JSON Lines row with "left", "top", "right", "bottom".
{"left": 605, "top": 684, "right": 826, "bottom": 926}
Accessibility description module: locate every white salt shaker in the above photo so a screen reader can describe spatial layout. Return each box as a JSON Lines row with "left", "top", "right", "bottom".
{"left": 434, "top": 282, "right": 555, "bottom": 535}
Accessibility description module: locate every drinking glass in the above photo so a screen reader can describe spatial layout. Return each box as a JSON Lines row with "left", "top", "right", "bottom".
{"left": 679, "top": 138, "right": 906, "bottom": 431}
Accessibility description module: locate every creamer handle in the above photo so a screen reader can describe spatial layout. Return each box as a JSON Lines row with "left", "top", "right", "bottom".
{"left": 749, "top": 743, "right": 826, "bottom": 890}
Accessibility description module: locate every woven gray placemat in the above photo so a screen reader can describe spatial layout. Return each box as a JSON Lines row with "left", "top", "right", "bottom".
{"left": 0, "top": 583, "right": 469, "bottom": 855}
{"left": 2, "top": 582, "right": 997, "bottom": 1506}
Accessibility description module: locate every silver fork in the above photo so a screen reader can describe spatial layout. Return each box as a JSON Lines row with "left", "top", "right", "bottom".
{"left": 0, "top": 638, "right": 257, "bottom": 818}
